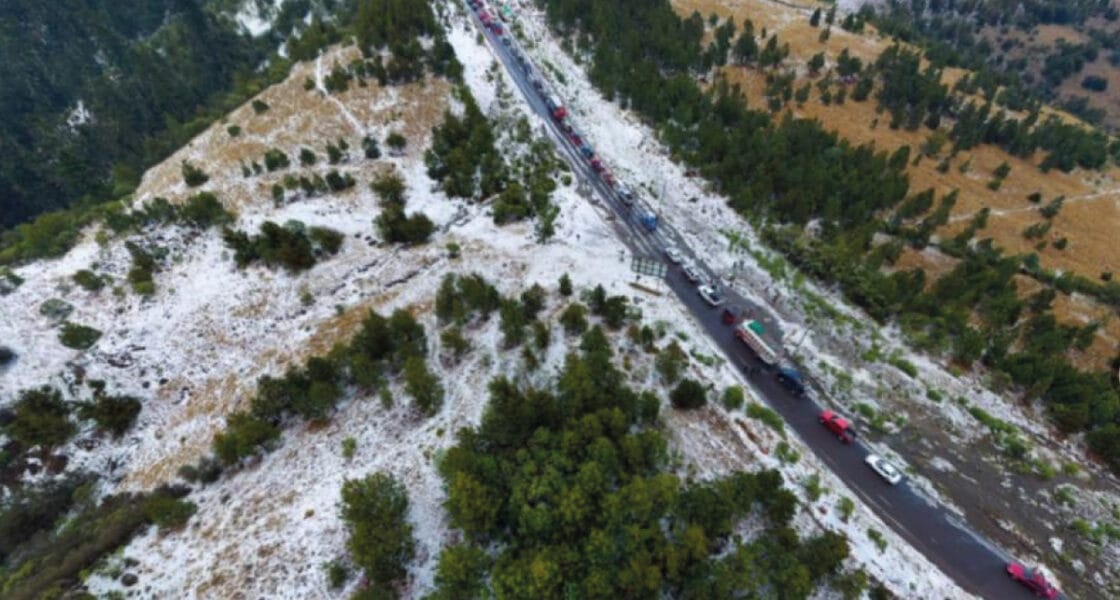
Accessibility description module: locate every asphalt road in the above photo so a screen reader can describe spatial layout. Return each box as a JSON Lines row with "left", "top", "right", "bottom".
{"left": 465, "top": 5, "right": 1045, "bottom": 599}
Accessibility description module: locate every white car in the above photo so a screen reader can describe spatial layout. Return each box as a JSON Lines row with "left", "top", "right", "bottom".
{"left": 697, "top": 285, "right": 725, "bottom": 307}
{"left": 664, "top": 245, "right": 683, "bottom": 264}
{"left": 865, "top": 454, "right": 904, "bottom": 485}
{"left": 682, "top": 263, "right": 703, "bottom": 283}
{"left": 617, "top": 183, "right": 635, "bottom": 205}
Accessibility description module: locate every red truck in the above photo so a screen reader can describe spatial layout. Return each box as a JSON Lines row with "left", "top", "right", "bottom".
{"left": 819, "top": 409, "right": 855, "bottom": 444}
{"left": 545, "top": 94, "right": 567, "bottom": 121}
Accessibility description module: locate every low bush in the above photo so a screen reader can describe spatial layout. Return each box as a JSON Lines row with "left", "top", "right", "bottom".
{"left": 142, "top": 494, "right": 197, "bottom": 530}
{"left": 78, "top": 394, "right": 142, "bottom": 438}
{"left": 2, "top": 386, "right": 75, "bottom": 449}
{"left": 340, "top": 473, "right": 416, "bottom": 589}
{"left": 180, "top": 192, "right": 233, "bottom": 228}
{"left": 213, "top": 411, "right": 281, "bottom": 465}
{"left": 59, "top": 322, "right": 102, "bottom": 350}
{"left": 72, "top": 269, "right": 105, "bottom": 291}
{"left": 559, "top": 302, "right": 589, "bottom": 335}
{"left": 746, "top": 402, "right": 785, "bottom": 436}
{"left": 223, "top": 221, "right": 342, "bottom": 271}
{"left": 375, "top": 206, "right": 435, "bottom": 245}
{"left": 264, "top": 148, "right": 290, "bottom": 171}
{"left": 181, "top": 161, "right": 209, "bottom": 187}
{"left": 670, "top": 378, "right": 707, "bottom": 409}
{"left": 722, "top": 385, "right": 746, "bottom": 410}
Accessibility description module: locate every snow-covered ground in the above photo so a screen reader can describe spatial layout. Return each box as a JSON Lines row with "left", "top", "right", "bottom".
{"left": 0, "top": 4, "right": 1032, "bottom": 599}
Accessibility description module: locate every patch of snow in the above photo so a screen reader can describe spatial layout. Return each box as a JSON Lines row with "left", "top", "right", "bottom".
{"left": 928, "top": 455, "right": 957, "bottom": 472}
{"left": 66, "top": 99, "right": 93, "bottom": 129}
{"left": 235, "top": 0, "right": 285, "bottom": 37}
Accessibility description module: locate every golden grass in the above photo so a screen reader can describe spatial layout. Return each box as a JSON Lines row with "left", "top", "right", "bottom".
{"left": 133, "top": 44, "right": 451, "bottom": 216}
{"left": 674, "top": 0, "right": 1120, "bottom": 366}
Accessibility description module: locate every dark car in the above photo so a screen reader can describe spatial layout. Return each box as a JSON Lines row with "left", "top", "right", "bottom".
{"left": 775, "top": 367, "right": 806, "bottom": 396}
{"left": 1007, "top": 563, "right": 1060, "bottom": 599}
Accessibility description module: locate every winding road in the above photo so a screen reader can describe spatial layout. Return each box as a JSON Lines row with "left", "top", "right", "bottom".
{"left": 464, "top": 3, "right": 1048, "bottom": 598}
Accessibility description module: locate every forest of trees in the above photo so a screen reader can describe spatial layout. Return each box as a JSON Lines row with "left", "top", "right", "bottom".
{"left": 537, "top": 0, "right": 1120, "bottom": 470}
{"left": 426, "top": 326, "right": 855, "bottom": 598}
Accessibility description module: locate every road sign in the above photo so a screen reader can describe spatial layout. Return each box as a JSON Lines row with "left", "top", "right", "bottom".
{"left": 631, "top": 255, "right": 667, "bottom": 279}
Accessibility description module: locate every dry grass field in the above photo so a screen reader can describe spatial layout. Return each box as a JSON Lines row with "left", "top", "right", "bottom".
{"left": 673, "top": 0, "right": 1120, "bottom": 369}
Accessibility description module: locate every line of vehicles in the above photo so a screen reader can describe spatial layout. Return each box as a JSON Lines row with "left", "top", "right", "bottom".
{"left": 466, "top": 4, "right": 1063, "bottom": 597}
{"left": 668, "top": 230, "right": 1066, "bottom": 600}
{"left": 469, "top": 0, "right": 660, "bottom": 231}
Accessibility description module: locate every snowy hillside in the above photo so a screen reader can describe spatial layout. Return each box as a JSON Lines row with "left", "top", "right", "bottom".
{"left": 0, "top": 4, "right": 981, "bottom": 600}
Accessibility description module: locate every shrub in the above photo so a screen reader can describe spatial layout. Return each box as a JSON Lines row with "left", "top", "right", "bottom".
{"left": 326, "top": 560, "right": 350, "bottom": 589}
{"left": 181, "top": 161, "right": 209, "bottom": 187}
{"left": 655, "top": 341, "right": 688, "bottom": 384}
{"left": 404, "top": 356, "right": 444, "bottom": 417}
{"left": 670, "top": 378, "right": 707, "bottom": 410}
{"left": 79, "top": 394, "right": 142, "bottom": 438}
{"left": 325, "top": 170, "right": 355, "bottom": 192}
{"left": 342, "top": 437, "right": 357, "bottom": 460}
{"left": 72, "top": 269, "right": 105, "bottom": 291}
{"left": 746, "top": 403, "right": 785, "bottom": 435}
{"left": 59, "top": 322, "right": 102, "bottom": 350}
{"left": 39, "top": 298, "right": 74, "bottom": 321}
{"left": 559, "top": 303, "right": 589, "bottom": 335}
{"left": 251, "top": 99, "right": 270, "bottom": 114}
{"left": 177, "top": 456, "right": 223, "bottom": 484}
{"left": 499, "top": 299, "right": 527, "bottom": 348}
{"left": 867, "top": 528, "right": 887, "bottom": 552}
{"left": 837, "top": 496, "right": 855, "bottom": 522}
{"left": 371, "top": 172, "right": 407, "bottom": 206}
{"left": 340, "top": 473, "right": 416, "bottom": 588}
{"left": 213, "top": 411, "right": 280, "bottom": 465}
{"left": 125, "top": 242, "right": 158, "bottom": 296}
{"left": 264, "top": 148, "right": 290, "bottom": 171}
{"left": 223, "top": 221, "right": 319, "bottom": 271}
{"left": 362, "top": 135, "right": 381, "bottom": 159}
{"left": 142, "top": 495, "right": 197, "bottom": 530}
{"left": 558, "top": 272, "right": 573, "bottom": 296}
{"left": 299, "top": 147, "right": 318, "bottom": 166}
{"left": 386, "top": 132, "right": 407, "bottom": 153}
{"left": 722, "top": 386, "right": 746, "bottom": 410}
{"left": 180, "top": 192, "right": 233, "bottom": 228}
{"left": 441, "top": 327, "right": 471, "bottom": 361}
{"left": 375, "top": 206, "right": 435, "bottom": 245}
{"left": 227, "top": 125, "right": 242, "bottom": 137}
{"left": 1081, "top": 75, "right": 1108, "bottom": 92}
{"left": 309, "top": 226, "right": 345, "bottom": 255}
{"left": 3, "top": 386, "right": 76, "bottom": 448}
{"left": 0, "top": 345, "right": 15, "bottom": 365}
{"left": 888, "top": 356, "right": 917, "bottom": 378}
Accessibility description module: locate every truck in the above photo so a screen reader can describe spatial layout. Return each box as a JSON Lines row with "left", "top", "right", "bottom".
{"left": 734, "top": 320, "right": 778, "bottom": 366}
{"left": 545, "top": 94, "right": 567, "bottom": 121}
{"left": 819, "top": 409, "right": 856, "bottom": 444}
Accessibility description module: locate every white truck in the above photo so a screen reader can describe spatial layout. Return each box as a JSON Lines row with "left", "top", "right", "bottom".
{"left": 735, "top": 320, "right": 778, "bottom": 366}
